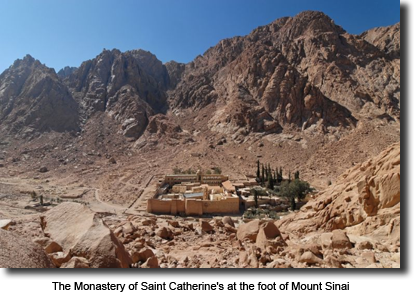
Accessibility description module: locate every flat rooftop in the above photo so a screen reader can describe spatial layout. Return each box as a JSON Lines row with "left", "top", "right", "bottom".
{"left": 183, "top": 192, "right": 204, "bottom": 199}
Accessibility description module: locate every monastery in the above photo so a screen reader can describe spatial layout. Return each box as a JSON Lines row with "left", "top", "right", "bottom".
{"left": 147, "top": 170, "right": 258, "bottom": 216}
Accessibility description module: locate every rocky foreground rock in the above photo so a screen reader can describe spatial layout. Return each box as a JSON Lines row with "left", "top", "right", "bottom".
{"left": 0, "top": 229, "right": 54, "bottom": 268}
{"left": 39, "top": 202, "right": 132, "bottom": 268}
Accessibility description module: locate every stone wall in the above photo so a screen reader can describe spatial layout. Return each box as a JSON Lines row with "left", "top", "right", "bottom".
{"left": 185, "top": 199, "right": 203, "bottom": 216}
{"left": 147, "top": 197, "right": 240, "bottom": 215}
{"left": 147, "top": 199, "right": 185, "bottom": 215}
{"left": 202, "top": 198, "right": 240, "bottom": 214}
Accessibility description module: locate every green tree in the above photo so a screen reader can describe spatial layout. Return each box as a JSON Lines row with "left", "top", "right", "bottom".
{"left": 213, "top": 167, "right": 222, "bottom": 174}
{"left": 267, "top": 172, "right": 274, "bottom": 190}
{"left": 277, "top": 167, "right": 283, "bottom": 183}
{"left": 256, "top": 160, "right": 260, "bottom": 179}
{"left": 261, "top": 164, "right": 265, "bottom": 184}
{"left": 253, "top": 189, "right": 258, "bottom": 208}
{"left": 280, "top": 179, "right": 312, "bottom": 202}
{"left": 294, "top": 170, "right": 300, "bottom": 180}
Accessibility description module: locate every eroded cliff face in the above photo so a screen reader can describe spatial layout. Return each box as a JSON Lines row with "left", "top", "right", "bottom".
{"left": 0, "top": 55, "right": 79, "bottom": 137}
{"left": 63, "top": 49, "right": 169, "bottom": 139}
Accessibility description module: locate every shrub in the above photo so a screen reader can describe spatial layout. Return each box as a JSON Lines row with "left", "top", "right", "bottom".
{"left": 213, "top": 167, "right": 222, "bottom": 174}
{"left": 280, "top": 179, "right": 312, "bottom": 201}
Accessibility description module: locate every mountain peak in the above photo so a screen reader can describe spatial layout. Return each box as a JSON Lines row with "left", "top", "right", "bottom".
{"left": 286, "top": 10, "right": 346, "bottom": 37}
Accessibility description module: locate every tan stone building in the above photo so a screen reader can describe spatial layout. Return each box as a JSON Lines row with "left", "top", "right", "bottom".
{"left": 164, "top": 170, "right": 229, "bottom": 186}
{"left": 147, "top": 171, "right": 240, "bottom": 216}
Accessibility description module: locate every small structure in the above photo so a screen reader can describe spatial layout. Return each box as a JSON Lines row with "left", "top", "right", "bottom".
{"left": 222, "top": 180, "right": 236, "bottom": 194}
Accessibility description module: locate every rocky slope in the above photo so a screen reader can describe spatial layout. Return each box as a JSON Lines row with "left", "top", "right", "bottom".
{"left": 0, "top": 228, "right": 55, "bottom": 268}
{"left": 278, "top": 143, "right": 401, "bottom": 245}
{"left": 57, "top": 66, "right": 77, "bottom": 79}
{"left": 63, "top": 49, "right": 169, "bottom": 140}
{"left": 0, "top": 55, "right": 79, "bottom": 137}
{"left": 168, "top": 11, "right": 399, "bottom": 140}
{"left": 361, "top": 23, "right": 400, "bottom": 59}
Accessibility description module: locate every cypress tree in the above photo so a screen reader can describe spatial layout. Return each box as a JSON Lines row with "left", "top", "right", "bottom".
{"left": 267, "top": 172, "right": 274, "bottom": 190}
{"left": 256, "top": 160, "right": 260, "bottom": 179}
{"left": 261, "top": 164, "right": 265, "bottom": 184}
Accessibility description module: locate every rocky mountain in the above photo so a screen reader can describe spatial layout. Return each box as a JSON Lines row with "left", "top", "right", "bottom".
{"left": 0, "top": 55, "right": 79, "bottom": 137}
{"left": 169, "top": 11, "right": 399, "bottom": 141}
{"left": 63, "top": 49, "right": 169, "bottom": 139}
{"left": 57, "top": 66, "right": 77, "bottom": 79}
{"left": 0, "top": 11, "right": 400, "bottom": 143}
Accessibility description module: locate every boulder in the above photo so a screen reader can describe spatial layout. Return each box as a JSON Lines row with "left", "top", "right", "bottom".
{"left": 42, "top": 202, "right": 132, "bottom": 268}
{"left": 262, "top": 221, "right": 281, "bottom": 238}
{"left": 332, "top": 230, "right": 352, "bottom": 249}
{"left": 361, "top": 251, "right": 376, "bottom": 263}
{"left": 299, "top": 251, "right": 322, "bottom": 265}
{"left": 200, "top": 220, "right": 214, "bottom": 233}
{"left": 224, "top": 224, "right": 237, "bottom": 233}
{"left": 156, "top": 227, "right": 174, "bottom": 240}
{"left": 0, "top": 229, "right": 54, "bottom": 268}
{"left": 168, "top": 220, "right": 179, "bottom": 228}
{"left": 132, "top": 248, "right": 155, "bottom": 263}
{"left": 356, "top": 240, "right": 374, "bottom": 250}
{"left": 237, "top": 219, "right": 261, "bottom": 242}
{"left": 142, "top": 256, "right": 159, "bottom": 268}
{"left": 50, "top": 251, "right": 72, "bottom": 267}
{"left": 237, "top": 220, "right": 280, "bottom": 242}
{"left": 255, "top": 228, "right": 269, "bottom": 250}
{"left": 61, "top": 257, "right": 90, "bottom": 268}
{"left": 39, "top": 166, "right": 48, "bottom": 173}
{"left": 0, "top": 219, "right": 12, "bottom": 230}
{"left": 44, "top": 240, "right": 63, "bottom": 254}
{"left": 320, "top": 233, "right": 333, "bottom": 249}
{"left": 122, "top": 221, "right": 136, "bottom": 235}
{"left": 222, "top": 216, "right": 235, "bottom": 228}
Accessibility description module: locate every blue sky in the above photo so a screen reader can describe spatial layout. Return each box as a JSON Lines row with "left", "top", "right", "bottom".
{"left": 0, "top": 0, "right": 400, "bottom": 73}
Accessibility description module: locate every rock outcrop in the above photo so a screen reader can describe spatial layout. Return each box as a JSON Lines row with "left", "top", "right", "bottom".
{"left": 57, "top": 66, "right": 78, "bottom": 79}
{"left": 361, "top": 23, "right": 400, "bottom": 58}
{"left": 0, "top": 229, "right": 55, "bottom": 268}
{"left": 41, "top": 202, "right": 132, "bottom": 268}
{"left": 277, "top": 142, "right": 400, "bottom": 247}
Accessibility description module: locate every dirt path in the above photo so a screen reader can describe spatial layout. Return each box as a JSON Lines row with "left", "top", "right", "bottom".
{"left": 92, "top": 188, "right": 126, "bottom": 214}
